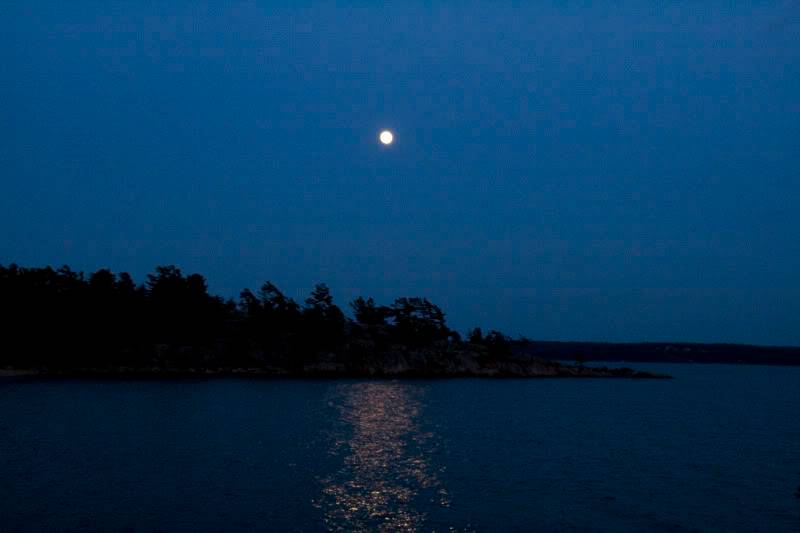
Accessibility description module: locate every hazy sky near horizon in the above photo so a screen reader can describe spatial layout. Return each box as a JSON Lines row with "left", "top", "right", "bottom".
{"left": 2, "top": 2, "right": 799, "bottom": 345}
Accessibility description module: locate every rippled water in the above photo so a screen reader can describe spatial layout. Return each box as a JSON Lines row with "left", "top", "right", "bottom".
{"left": 318, "top": 383, "right": 448, "bottom": 531}
{"left": 1, "top": 364, "right": 799, "bottom": 531}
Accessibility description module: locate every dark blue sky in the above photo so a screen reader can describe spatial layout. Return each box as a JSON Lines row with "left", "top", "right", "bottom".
{"left": 2, "top": 2, "right": 799, "bottom": 345}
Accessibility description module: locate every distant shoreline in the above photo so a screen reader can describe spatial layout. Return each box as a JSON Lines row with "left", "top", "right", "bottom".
{"left": 514, "top": 341, "right": 800, "bottom": 366}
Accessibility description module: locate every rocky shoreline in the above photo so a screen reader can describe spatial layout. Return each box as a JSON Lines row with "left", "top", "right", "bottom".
{"left": 1, "top": 353, "right": 670, "bottom": 379}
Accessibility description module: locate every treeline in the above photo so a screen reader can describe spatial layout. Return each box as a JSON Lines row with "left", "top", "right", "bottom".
{"left": 0, "top": 263, "right": 512, "bottom": 371}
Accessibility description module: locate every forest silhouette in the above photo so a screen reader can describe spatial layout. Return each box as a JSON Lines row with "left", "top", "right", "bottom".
{"left": 2, "top": 263, "right": 792, "bottom": 374}
{"left": 0, "top": 263, "right": 516, "bottom": 374}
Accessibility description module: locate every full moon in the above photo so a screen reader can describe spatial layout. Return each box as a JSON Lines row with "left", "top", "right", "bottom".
{"left": 379, "top": 130, "right": 394, "bottom": 145}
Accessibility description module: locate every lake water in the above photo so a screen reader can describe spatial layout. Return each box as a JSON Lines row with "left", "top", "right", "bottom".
{"left": 2, "top": 364, "right": 799, "bottom": 531}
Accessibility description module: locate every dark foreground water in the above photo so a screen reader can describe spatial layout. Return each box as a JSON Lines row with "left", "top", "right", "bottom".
{"left": 2, "top": 364, "right": 799, "bottom": 532}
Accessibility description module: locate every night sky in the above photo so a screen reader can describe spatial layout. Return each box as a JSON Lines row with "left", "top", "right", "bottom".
{"left": 2, "top": 3, "right": 799, "bottom": 345}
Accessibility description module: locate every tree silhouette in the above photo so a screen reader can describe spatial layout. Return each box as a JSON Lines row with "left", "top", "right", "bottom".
{"left": 302, "top": 284, "right": 345, "bottom": 356}
{"left": 389, "top": 297, "right": 449, "bottom": 345}
{"left": 0, "top": 262, "right": 525, "bottom": 374}
{"left": 483, "top": 330, "right": 512, "bottom": 360}
{"left": 467, "top": 327, "right": 483, "bottom": 344}
{"left": 350, "top": 296, "right": 390, "bottom": 327}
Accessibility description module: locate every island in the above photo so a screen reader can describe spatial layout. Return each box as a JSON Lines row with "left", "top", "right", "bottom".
{"left": 0, "top": 263, "right": 667, "bottom": 379}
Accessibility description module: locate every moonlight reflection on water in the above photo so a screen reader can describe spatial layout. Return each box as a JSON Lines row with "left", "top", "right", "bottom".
{"left": 318, "top": 382, "right": 449, "bottom": 531}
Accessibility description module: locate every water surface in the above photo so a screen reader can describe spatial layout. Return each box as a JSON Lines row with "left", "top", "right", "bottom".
{"left": 1, "top": 364, "right": 799, "bottom": 531}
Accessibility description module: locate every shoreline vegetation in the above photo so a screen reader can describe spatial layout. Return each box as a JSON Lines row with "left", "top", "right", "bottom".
{"left": 0, "top": 263, "right": 675, "bottom": 379}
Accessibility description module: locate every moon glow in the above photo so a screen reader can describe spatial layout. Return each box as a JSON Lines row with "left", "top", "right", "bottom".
{"left": 379, "top": 130, "right": 394, "bottom": 145}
